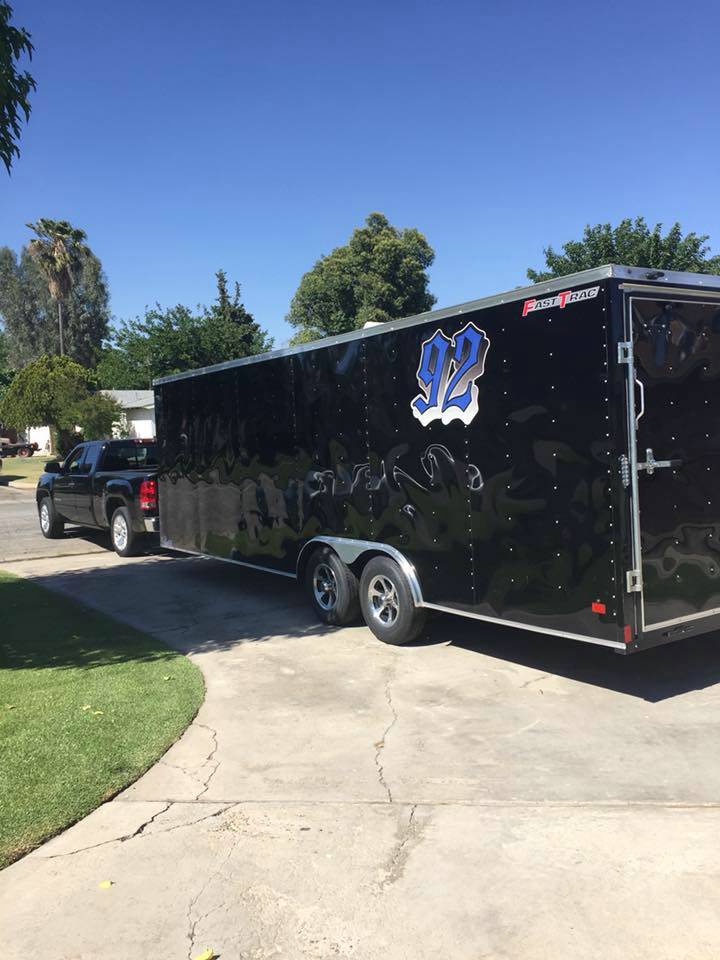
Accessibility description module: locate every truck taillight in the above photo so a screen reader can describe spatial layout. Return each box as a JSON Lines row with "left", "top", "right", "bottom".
{"left": 139, "top": 478, "right": 157, "bottom": 511}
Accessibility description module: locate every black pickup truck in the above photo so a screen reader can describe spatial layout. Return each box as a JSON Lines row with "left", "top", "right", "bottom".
{"left": 36, "top": 438, "right": 159, "bottom": 556}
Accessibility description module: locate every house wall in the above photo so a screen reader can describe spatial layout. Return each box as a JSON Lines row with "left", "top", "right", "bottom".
{"left": 112, "top": 406, "right": 156, "bottom": 439}
{"left": 27, "top": 425, "right": 52, "bottom": 454}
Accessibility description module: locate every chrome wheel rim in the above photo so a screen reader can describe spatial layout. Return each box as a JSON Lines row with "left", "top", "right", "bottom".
{"left": 368, "top": 574, "right": 399, "bottom": 626}
{"left": 112, "top": 513, "right": 128, "bottom": 551}
{"left": 40, "top": 502, "right": 50, "bottom": 533}
{"left": 313, "top": 562, "right": 338, "bottom": 611}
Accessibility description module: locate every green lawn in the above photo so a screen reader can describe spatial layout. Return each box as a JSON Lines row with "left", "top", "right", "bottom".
{"left": 0, "top": 571, "right": 204, "bottom": 868}
{"left": 0, "top": 455, "right": 51, "bottom": 486}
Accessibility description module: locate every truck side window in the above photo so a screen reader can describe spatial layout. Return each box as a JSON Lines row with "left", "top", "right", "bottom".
{"left": 63, "top": 446, "right": 86, "bottom": 474}
{"left": 82, "top": 444, "right": 100, "bottom": 473}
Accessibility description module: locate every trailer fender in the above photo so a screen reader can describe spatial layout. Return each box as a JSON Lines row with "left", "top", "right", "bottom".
{"left": 296, "top": 537, "right": 424, "bottom": 607}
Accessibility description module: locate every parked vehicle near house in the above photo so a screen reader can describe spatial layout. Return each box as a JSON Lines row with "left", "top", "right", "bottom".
{"left": 0, "top": 437, "right": 38, "bottom": 458}
{"left": 153, "top": 264, "right": 720, "bottom": 654}
{"left": 36, "top": 438, "right": 158, "bottom": 556}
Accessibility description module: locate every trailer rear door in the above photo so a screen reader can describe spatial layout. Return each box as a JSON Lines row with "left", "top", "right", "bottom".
{"left": 624, "top": 291, "right": 720, "bottom": 633}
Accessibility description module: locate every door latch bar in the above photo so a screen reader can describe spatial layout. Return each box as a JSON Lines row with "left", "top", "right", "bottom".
{"left": 637, "top": 448, "right": 682, "bottom": 476}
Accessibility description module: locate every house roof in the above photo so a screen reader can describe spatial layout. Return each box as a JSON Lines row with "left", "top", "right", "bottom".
{"left": 102, "top": 390, "right": 155, "bottom": 410}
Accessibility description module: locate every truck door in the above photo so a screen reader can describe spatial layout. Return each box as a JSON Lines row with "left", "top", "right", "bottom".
{"left": 624, "top": 292, "right": 720, "bottom": 634}
{"left": 72, "top": 442, "right": 100, "bottom": 525}
{"left": 52, "top": 444, "right": 87, "bottom": 522}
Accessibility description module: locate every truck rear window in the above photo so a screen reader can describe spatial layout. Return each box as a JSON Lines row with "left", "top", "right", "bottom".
{"left": 100, "top": 443, "right": 158, "bottom": 471}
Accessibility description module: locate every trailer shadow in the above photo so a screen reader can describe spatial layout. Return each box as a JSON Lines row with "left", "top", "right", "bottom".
{"left": 15, "top": 552, "right": 720, "bottom": 703}
{"left": 430, "top": 611, "right": 720, "bottom": 703}
{"left": 18, "top": 553, "right": 321, "bottom": 660}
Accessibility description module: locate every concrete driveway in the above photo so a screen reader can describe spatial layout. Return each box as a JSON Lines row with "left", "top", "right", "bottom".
{"left": 0, "top": 486, "right": 108, "bottom": 563}
{"left": 2, "top": 491, "right": 720, "bottom": 958}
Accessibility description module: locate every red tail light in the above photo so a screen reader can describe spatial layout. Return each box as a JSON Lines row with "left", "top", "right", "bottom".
{"left": 139, "top": 478, "right": 158, "bottom": 511}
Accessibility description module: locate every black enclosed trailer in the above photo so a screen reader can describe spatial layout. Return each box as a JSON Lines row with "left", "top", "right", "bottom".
{"left": 154, "top": 265, "right": 720, "bottom": 654}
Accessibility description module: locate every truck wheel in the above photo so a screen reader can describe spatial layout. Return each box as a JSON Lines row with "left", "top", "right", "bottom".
{"left": 359, "top": 556, "right": 427, "bottom": 645}
{"left": 110, "top": 506, "right": 140, "bottom": 557}
{"left": 305, "top": 546, "right": 360, "bottom": 626}
{"left": 18, "top": 446, "right": 30, "bottom": 458}
{"left": 38, "top": 497, "right": 64, "bottom": 539}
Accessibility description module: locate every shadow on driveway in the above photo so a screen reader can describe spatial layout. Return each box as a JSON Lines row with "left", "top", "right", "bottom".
{"left": 12, "top": 549, "right": 720, "bottom": 704}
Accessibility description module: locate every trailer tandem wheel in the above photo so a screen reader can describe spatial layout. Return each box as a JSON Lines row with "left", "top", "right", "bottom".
{"left": 359, "top": 556, "right": 427, "bottom": 645}
{"left": 305, "top": 545, "right": 360, "bottom": 626}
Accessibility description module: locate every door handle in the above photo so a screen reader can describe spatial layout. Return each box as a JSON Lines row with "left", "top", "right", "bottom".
{"left": 637, "top": 448, "right": 682, "bottom": 476}
{"left": 635, "top": 376, "right": 645, "bottom": 426}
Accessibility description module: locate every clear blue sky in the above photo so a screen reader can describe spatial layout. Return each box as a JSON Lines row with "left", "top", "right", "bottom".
{"left": 2, "top": 0, "right": 719, "bottom": 345}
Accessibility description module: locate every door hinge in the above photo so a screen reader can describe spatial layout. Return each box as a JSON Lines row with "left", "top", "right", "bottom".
{"left": 619, "top": 454, "right": 630, "bottom": 488}
{"left": 626, "top": 569, "right": 643, "bottom": 593}
{"left": 617, "top": 341, "right": 633, "bottom": 364}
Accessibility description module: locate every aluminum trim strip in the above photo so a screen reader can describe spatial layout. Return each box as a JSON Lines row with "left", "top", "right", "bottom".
{"left": 622, "top": 302, "right": 645, "bottom": 634}
{"left": 619, "top": 285, "right": 720, "bottom": 300}
{"left": 154, "top": 265, "right": 720, "bottom": 387}
{"left": 643, "top": 607, "right": 720, "bottom": 632}
{"left": 420, "top": 602, "right": 626, "bottom": 650}
{"left": 161, "top": 541, "right": 297, "bottom": 578}
{"left": 153, "top": 266, "right": 616, "bottom": 386}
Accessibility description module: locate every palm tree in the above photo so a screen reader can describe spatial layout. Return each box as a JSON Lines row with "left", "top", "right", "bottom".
{"left": 26, "top": 218, "right": 90, "bottom": 355}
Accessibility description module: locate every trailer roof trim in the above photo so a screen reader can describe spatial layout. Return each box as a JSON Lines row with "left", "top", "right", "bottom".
{"left": 153, "top": 264, "right": 720, "bottom": 386}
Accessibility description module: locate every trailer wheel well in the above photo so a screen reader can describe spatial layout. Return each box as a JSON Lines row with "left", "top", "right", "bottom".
{"left": 346, "top": 549, "right": 388, "bottom": 578}
{"left": 295, "top": 539, "right": 423, "bottom": 606}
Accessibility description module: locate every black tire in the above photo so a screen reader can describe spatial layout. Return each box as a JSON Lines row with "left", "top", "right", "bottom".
{"left": 305, "top": 546, "right": 360, "bottom": 626}
{"left": 38, "top": 497, "right": 64, "bottom": 539}
{"left": 18, "top": 446, "right": 30, "bottom": 458}
{"left": 110, "top": 506, "right": 140, "bottom": 557}
{"left": 359, "top": 556, "right": 427, "bottom": 645}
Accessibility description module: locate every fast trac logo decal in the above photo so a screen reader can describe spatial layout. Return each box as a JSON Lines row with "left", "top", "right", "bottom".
{"left": 522, "top": 285, "right": 600, "bottom": 317}
{"left": 411, "top": 321, "right": 490, "bottom": 427}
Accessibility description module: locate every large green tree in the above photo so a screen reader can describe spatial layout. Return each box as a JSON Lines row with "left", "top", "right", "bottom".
{"left": 0, "top": 354, "right": 120, "bottom": 451}
{"left": 0, "top": 329, "right": 13, "bottom": 406}
{"left": 97, "top": 270, "right": 272, "bottom": 389}
{"left": 528, "top": 218, "right": 720, "bottom": 282}
{"left": 26, "top": 219, "right": 93, "bottom": 358}
{"left": 0, "top": 2, "right": 35, "bottom": 173}
{"left": 287, "top": 212, "right": 436, "bottom": 343}
{"left": 0, "top": 232, "right": 110, "bottom": 368}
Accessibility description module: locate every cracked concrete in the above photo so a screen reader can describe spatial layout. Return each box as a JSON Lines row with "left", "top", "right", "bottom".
{"left": 3, "top": 544, "right": 720, "bottom": 957}
{"left": 376, "top": 804, "right": 424, "bottom": 891}
{"left": 374, "top": 669, "right": 398, "bottom": 803}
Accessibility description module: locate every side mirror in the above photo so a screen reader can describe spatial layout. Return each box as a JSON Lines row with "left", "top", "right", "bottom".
{"left": 44, "top": 461, "right": 62, "bottom": 474}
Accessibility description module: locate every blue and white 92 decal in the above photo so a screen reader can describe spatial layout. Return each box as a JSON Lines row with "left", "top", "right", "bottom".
{"left": 411, "top": 321, "right": 490, "bottom": 427}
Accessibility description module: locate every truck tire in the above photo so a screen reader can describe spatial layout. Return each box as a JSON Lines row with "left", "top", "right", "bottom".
{"left": 110, "top": 506, "right": 140, "bottom": 557}
{"left": 18, "top": 446, "right": 30, "bottom": 458}
{"left": 359, "top": 556, "right": 427, "bottom": 645}
{"left": 38, "top": 497, "right": 64, "bottom": 539}
{"left": 305, "top": 546, "right": 360, "bottom": 626}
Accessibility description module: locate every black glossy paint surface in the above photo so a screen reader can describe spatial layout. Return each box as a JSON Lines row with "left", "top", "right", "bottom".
{"left": 157, "top": 279, "right": 623, "bottom": 644}
{"left": 632, "top": 297, "right": 720, "bottom": 628}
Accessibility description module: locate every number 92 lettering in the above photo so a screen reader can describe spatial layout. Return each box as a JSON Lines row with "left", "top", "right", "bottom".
{"left": 411, "top": 322, "right": 490, "bottom": 427}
